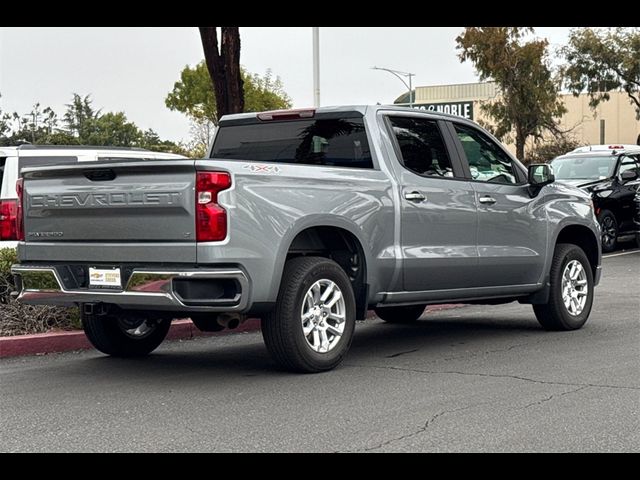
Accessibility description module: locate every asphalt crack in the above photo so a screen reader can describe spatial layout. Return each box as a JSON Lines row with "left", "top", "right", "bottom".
{"left": 338, "top": 404, "right": 481, "bottom": 453}
{"left": 522, "top": 385, "right": 590, "bottom": 409}
{"left": 345, "top": 364, "right": 640, "bottom": 391}
{"left": 441, "top": 341, "right": 534, "bottom": 362}
{"left": 386, "top": 349, "right": 419, "bottom": 359}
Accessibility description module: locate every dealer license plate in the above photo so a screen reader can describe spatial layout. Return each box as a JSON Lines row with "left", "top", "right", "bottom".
{"left": 89, "top": 267, "right": 122, "bottom": 289}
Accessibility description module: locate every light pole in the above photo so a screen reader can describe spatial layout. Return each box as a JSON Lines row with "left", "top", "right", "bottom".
{"left": 372, "top": 66, "right": 415, "bottom": 108}
{"left": 312, "top": 27, "right": 320, "bottom": 108}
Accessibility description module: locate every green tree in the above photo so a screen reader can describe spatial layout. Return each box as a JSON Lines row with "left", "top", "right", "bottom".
{"left": 138, "top": 128, "right": 190, "bottom": 156}
{"left": 456, "top": 27, "right": 566, "bottom": 160}
{"left": 0, "top": 101, "right": 77, "bottom": 146}
{"left": 166, "top": 62, "right": 292, "bottom": 154}
{"left": 165, "top": 62, "right": 218, "bottom": 124}
{"left": 166, "top": 62, "right": 292, "bottom": 125}
{"left": 0, "top": 94, "right": 12, "bottom": 141}
{"left": 562, "top": 28, "right": 640, "bottom": 119}
{"left": 244, "top": 70, "right": 292, "bottom": 113}
{"left": 64, "top": 93, "right": 101, "bottom": 140}
{"left": 1, "top": 93, "right": 188, "bottom": 154}
{"left": 82, "top": 112, "right": 141, "bottom": 146}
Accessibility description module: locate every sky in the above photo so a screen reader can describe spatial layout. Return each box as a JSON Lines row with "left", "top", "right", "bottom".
{"left": 0, "top": 27, "right": 571, "bottom": 143}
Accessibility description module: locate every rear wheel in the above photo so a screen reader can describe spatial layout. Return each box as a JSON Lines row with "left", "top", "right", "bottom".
{"left": 261, "top": 257, "right": 356, "bottom": 373}
{"left": 374, "top": 304, "right": 426, "bottom": 324}
{"left": 82, "top": 308, "right": 171, "bottom": 357}
{"left": 598, "top": 210, "right": 618, "bottom": 253}
{"left": 533, "top": 244, "right": 594, "bottom": 331}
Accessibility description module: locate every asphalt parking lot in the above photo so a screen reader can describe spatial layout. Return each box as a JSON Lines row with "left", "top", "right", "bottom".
{"left": 1, "top": 249, "right": 638, "bottom": 452}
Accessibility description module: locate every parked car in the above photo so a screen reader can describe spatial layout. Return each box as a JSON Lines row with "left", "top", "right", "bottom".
{"left": 634, "top": 190, "right": 640, "bottom": 245}
{"left": 11, "top": 106, "right": 602, "bottom": 372}
{"left": 0, "top": 145, "right": 186, "bottom": 249}
{"left": 550, "top": 145, "right": 640, "bottom": 252}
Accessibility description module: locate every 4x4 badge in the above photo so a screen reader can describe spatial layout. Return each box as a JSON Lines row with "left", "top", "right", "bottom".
{"left": 243, "top": 164, "right": 281, "bottom": 174}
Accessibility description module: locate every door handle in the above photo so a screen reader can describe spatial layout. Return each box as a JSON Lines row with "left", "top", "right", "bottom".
{"left": 478, "top": 196, "right": 497, "bottom": 205}
{"left": 404, "top": 191, "right": 426, "bottom": 202}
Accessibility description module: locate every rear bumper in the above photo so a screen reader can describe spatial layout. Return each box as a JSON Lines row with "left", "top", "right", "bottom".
{"left": 10, "top": 265, "right": 250, "bottom": 312}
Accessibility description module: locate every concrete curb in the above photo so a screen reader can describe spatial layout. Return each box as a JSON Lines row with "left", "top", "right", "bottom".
{"left": 0, "top": 318, "right": 261, "bottom": 359}
{"left": 0, "top": 305, "right": 462, "bottom": 359}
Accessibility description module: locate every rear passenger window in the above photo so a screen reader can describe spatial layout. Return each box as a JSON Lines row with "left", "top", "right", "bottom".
{"left": 212, "top": 117, "right": 373, "bottom": 169}
{"left": 388, "top": 117, "right": 454, "bottom": 178}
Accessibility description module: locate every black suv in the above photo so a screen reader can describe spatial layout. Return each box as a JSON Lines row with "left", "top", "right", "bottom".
{"left": 551, "top": 146, "right": 640, "bottom": 252}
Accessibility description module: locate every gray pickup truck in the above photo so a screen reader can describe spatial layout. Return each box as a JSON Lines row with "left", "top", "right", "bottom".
{"left": 11, "top": 106, "right": 602, "bottom": 372}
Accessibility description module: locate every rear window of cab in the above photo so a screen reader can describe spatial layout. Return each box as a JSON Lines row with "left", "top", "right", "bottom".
{"left": 211, "top": 117, "right": 373, "bottom": 169}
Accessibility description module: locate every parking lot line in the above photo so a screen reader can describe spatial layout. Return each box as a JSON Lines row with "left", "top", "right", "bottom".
{"left": 603, "top": 250, "right": 640, "bottom": 259}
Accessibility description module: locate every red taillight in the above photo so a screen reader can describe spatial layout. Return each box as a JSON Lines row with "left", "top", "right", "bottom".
{"left": 0, "top": 200, "right": 18, "bottom": 240}
{"left": 196, "top": 172, "right": 231, "bottom": 242}
{"left": 15, "top": 178, "right": 24, "bottom": 241}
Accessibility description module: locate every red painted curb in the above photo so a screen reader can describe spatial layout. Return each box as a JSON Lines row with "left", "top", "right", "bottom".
{"left": 0, "top": 329, "right": 92, "bottom": 358}
{"left": 0, "top": 318, "right": 262, "bottom": 359}
{"left": 425, "top": 304, "right": 464, "bottom": 313}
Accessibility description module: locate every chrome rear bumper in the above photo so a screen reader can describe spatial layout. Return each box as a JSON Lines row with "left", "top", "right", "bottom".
{"left": 10, "top": 265, "right": 250, "bottom": 312}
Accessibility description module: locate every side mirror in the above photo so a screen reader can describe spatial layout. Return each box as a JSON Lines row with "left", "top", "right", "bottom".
{"left": 528, "top": 164, "right": 555, "bottom": 187}
{"left": 620, "top": 170, "right": 639, "bottom": 182}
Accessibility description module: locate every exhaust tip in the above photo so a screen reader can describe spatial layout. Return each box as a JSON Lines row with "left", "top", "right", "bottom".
{"left": 217, "top": 314, "right": 243, "bottom": 330}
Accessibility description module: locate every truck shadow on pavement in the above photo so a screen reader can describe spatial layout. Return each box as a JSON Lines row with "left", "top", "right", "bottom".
{"left": 67, "top": 315, "right": 551, "bottom": 382}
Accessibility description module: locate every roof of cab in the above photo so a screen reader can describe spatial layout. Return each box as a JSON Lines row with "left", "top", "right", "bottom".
{"left": 219, "top": 105, "right": 479, "bottom": 126}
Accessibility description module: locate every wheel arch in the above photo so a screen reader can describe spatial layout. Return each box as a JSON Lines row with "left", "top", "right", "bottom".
{"left": 553, "top": 224, "right": 600, "bottom": 278}
{"left": 272, "top": 218, "right": 371, "bottom": 320}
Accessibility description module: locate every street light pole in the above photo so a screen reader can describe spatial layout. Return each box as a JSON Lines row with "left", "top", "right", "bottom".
{"left": 372, "top": 66, "right": 416, "bottom": 108}
{"left": 312, "top": 27, "right": 320, "bottom": 108}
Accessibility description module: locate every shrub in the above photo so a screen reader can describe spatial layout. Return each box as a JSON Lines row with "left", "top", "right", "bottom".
{"left": 0, "top": 248, "right": 81, "bottom": 336}
{"left": 0, "top": 247, "right": 17, "bottom": 303}
{"left": 525, "top": 136, "right": 581, "bottom": 165}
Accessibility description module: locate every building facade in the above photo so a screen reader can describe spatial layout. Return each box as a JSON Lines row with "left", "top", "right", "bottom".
{"left": 395, "top": 82, "right": 640, "bottom": 156}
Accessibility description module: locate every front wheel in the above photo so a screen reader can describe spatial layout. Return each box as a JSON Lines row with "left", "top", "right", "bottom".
{"left": 598, "top": 210, "right": 618, "bottom": 253}
{"left": 533, "top": 244, "right": 594, "bottom": 331}
{"left": 82, "top": 308, "right": 172, "bottom": 357}
{"left": 261, "top": 257, "right": 356, "bottom": 373}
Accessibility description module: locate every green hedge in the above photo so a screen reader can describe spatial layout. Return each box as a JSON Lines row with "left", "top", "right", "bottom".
{"left": 0, "top": 248, "right": 81, "bottom": 336}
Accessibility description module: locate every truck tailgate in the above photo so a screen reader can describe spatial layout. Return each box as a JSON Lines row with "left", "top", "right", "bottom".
{"left": 20, "top": 160, "right": 197, "bottom": 263}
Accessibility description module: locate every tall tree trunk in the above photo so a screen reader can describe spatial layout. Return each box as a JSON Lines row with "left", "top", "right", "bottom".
{"left": 515, "top": 128, "right": 526, "bottom": 162}
{"left": 221, "top": 27, "right": 244, "bottom": 114}
{"left": 199, "top": 27, "right": 244, "bottom": 118}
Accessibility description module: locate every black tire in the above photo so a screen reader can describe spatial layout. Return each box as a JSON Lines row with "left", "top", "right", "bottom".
{"left": 533, "top": 243, "right": 594, "bottom": 331}
{"left": 82, "top": 309, "right": 172, "bottom": 357}
{"left": 374, "top": 304, "right": 426, "bottom": 324}
{"left": 261, "top": 256, "right": 356, "bottom": 373}
{"left": 598, "top": 210, "right": 618, "bottom": 253}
